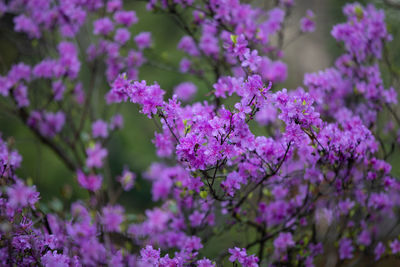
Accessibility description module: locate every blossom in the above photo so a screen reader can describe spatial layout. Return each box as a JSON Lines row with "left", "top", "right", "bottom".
{"left": 77, "top": 170, "right": 102, "bottom": 191}
{"left": 390, "top": 239, "right": 400, "bottom": 254}
{"left": 7, "top": 180, "right": 39, "bottom": 210}
{"left": 114, "top": 11, "right": 138, "bottom": 26}
{"left": 93, "top": 18, "right": 114, "bottom": 35}
{"left": 41, "top": 112, "right": 66, "bottom": 137}
{"left": 274, "top": 232, "right": 295, "bottom": 252}
{"left": 374, "top": 242, "right": 385, "bottom": 261}
{"left": 114, "top": 28, "right": 131, "bottom": 45}
{"left": 52, "top": 80, "right": 65, "bottom": 101}
{"left": 134, "top": 32, "right": 152, "bottom": 50}
{"left": 107, "top": 0, "right": 122, "bottom": 12}
{"left": 258, "top": 57, "right": 287, "bottom": 83}
{"left": 197, "top": 258, "right": 216, "bottom": 267}
{"left": 178, "top": 36, "right": 199, "bottom": 56}
{"left": 300, "top": 10, "right": 316, "bottom": 32}
{"left": 173, "top": 82, "right": 197, "bottom": 101}
{"left": 13, "top": 84, "right": 29, "bottom": 107}
{"left": 117, "top": 168, "right": 136, "bottom": 191}
{"left": 92, "top": 120, "right": 109, "bottom": 138}
{"left": 110, "top": 114, "right": 124, "bottom": 130}
{"left": 242, "top": 50, "right": 261, "bottom": 71}
{"left": 140, "top": 245, "right": 160, "bottom": 265}
{"left": 199, "top": 30, "right": 219, "bottom": 58}
{"left": 228, "top": 247, "right": 247, "bottom": 263}
{"left": 86, "top": 143, "right": 108, "bottom": 168}
{"left": 220, "top": 172, "right": 245, "bottom": 197}
{"left": 189, "top": 211, "right": 205, "bottom": 227}
{"left": 145, "top": 208, "right": 170, "bottom": 232}
{"left": 180, "top": 58, "right": 191, "bottom": 73}
{"left": 41, "top": 251, "right": 70, "bottom": 267}
{"left": 0, "top": 1, "right": 399, "bottom": 266}
{"left": 14, "top": 15, "right": 40, "bottom": 38}
{"left": 339, "top": 238, "right": 354, "bottom": 260}
{"left": 357, "top": 229, "right": 371, "bottom": 246}
{"left": 228, "top": 247, "right": 258, "bottom": 266}
{"left": 101, "top": 205, "right": 125, "bottom": 232}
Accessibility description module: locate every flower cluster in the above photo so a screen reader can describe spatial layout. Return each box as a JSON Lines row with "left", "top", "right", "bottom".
{"left": 0, "top": 0, "right": 400, "bottom": 266}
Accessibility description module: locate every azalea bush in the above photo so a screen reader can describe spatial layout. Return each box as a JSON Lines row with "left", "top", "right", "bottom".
{"left": 1, "top": 0, "right": 400, "bottom": 266}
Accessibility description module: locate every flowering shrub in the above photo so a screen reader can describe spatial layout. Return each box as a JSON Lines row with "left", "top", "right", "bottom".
{"left": 0, "top": 0, "right": 400, "bottom": 266}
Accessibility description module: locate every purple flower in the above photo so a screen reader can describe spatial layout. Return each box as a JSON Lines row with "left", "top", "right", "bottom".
{"left": 228, "top": 247, "right": 247, "bottom": 263}
{"left": 86, "top": 143, "right": 108, "bottom": 168}
{"left": 101, "top": 205, "right": 125, "bottom": 232}
{"left": 242, "top": 50, "right": 261, "bottom": 71}
{"left": 177, "top": 36, "right": 199, "bottom": 56}
{"left": 189, "top": 210, "right": 205, "bottom": 227}
{"left": 52, "top": 80, "right": 65, "bottom": 101}
{"left": 14, "top": 15, "right": 40, "bottom": 38}
{"left": 300, "top": 10, "right": 316, "bottom": 32}
{"left": 114, "top": 28, "right": 131, "bottom": 45}
{"left": 339, "top": 238, "right": 354, "bottom": 260}
{"left": 110, "top": 114, "right": 124, "bottom": 130}
{"left": 114, "top": 11, "right": 138, "bottom": 27}
{"left": 374, "top": 242, "right": 385, "bottom": 261}
{"left": 197, "top": 258, "right": 215, "bottom": 267}
{"left": 221, "top": 171, "right": 244, "bottom": 197}
{"left": 234, "top": 102, "right": 252, "bottom": 120}
{"left": 33, "top": 59, "right": 61, "bottom": 79}
{"left": 7, "top": 180, "right": 39, "bottom": 210}
{"left": 230, "top": 34, "right": 249, "bottom": 60}
{"left": 58, "top": 42, "right": 80, "bottom": 79}
{"left": 41, "top": 251, "right": 70, "bottom": 267}
{"left": 140, "top": 245, "right": 160, "bottom": 265}
{"left": 200, "top": 32, "right": 219, "bottom": 58}
{"left": 77, "top": 170, "right": 102, "bottom": 191}
{"left": 13, "top": 84, "right": 29, "bottom": 107}
{"left": 73, "top": 83, "right": 85, "bottom": 105}
{"left": 274, "top": 232, "right": 295, "bottom": 252}
{"left": 134, "top": 32, "right": 152, "bottom": 50}
{"left": 357, "top": 229, "right": 371, "bottom": 246}
{"left": 117, "top": 168, "right": 136, "bottom": 191}
{"left": 29, "top": 111, "right": 66, "bottom": 138}
{"left": 228, "top": 247, "right": 258, "bottom": 266}
{"left": 0, "top": 76, "right": 12, "bottom": 96}
{"left": 390, "top": 239, "right": 400, "bottom": 254}
{"left": 258, "top": 57, "right": 288, "bottom": 83}
{"left": 145, "top": 208, "right": 170, "bottom": 232}
{"left": 180, "top": 58, "right": 191, "bottom": 73}
{"left": 93, "top": 18, "right": 114, "bottom": 35}
{"left": 107, "top": 0, "right": 122, "bottom": 12}
{"left": 153, "top": 131, "right": 174, "bottom": 157}
{"left": 331, "top": 4, "right": 391, "bottom": 62}
{"left": 8, "top": 63, "right": 31, "bottom": 83}
{"left": 173, "top": 82, "right": 197, "bottom": 101}
{"left": 108, "top": 250, "right": 123, "bottom": 267}
{"left": 92, "top": 120, "right": 109, "bottom": 138}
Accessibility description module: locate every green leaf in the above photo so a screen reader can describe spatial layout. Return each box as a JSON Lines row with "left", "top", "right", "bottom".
{"left": 169, "top": 201, "right": 178, "bottom": 213}
{"left": 200, "top": 191, "right": 208, "bottom": 199}
{"left": 355, "top": 6, "right": 363, "bottom": 20}
{"left": 230, "top": 34, "right": 238, "bottom": 44}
